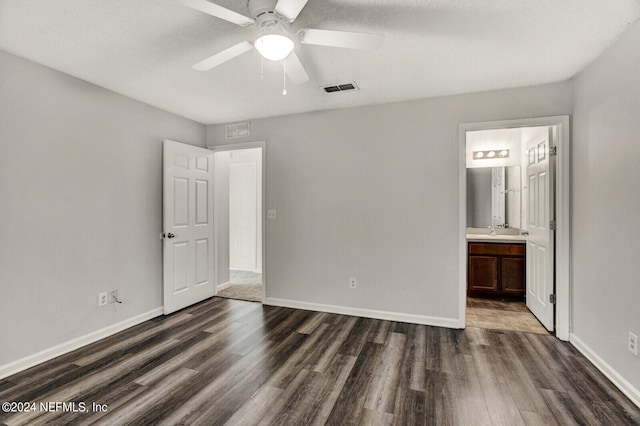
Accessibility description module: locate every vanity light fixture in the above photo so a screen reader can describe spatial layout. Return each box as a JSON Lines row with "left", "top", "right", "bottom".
{"left": 473, "top": 149, "right": 510, "bottom": 160}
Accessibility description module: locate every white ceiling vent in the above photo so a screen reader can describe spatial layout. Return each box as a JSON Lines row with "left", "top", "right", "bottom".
{"left": 322, "top": 82, "right": 359, "bottom": 94}
{"left": 225, "top": 122, "right": 250, "bottom": 139}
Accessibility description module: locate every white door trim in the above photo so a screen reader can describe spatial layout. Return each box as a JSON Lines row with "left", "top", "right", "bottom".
{"left": 210, "top": 141, "right": 266, "bottom": 304}
{"left": 458, "top": 116, "right": 570, "bottom": 341}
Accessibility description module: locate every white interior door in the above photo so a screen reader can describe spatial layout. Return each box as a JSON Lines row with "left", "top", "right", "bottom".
{"left": 163, "top": 140, "right": 215, "bottom": 315}
{"left": 525, "top": 128, "right": 555, "bottom": 331}
{"left": 229, "top": 162, "right": 257, "bottom": 271}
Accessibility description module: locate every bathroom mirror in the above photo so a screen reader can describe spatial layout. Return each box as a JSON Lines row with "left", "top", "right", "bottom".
{"left": 467, "top": 165, "right": 521, "bottom": 229}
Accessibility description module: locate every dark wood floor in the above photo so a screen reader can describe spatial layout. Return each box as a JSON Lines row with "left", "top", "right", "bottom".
{"left": 1, "top": 297, "right": 639, "bottom": 425}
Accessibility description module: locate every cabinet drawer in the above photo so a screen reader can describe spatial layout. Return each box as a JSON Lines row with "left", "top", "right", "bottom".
{"left": 468, "top": 242, "right": 525, "bottom": 256}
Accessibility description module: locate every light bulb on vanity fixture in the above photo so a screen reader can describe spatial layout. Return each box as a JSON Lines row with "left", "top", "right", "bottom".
{"left": 473, "top": 149, "right": 510, "bottom": 160}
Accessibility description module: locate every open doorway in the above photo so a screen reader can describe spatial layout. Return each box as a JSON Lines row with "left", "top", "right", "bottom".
{"left": 212, "top": 142, "right": 265, "bottom": 303}
{"left": 465, "top": 127, "right": 550, "bottom": 334}
{"left": 459, "top": 116, "right": 570, "bottom": 340}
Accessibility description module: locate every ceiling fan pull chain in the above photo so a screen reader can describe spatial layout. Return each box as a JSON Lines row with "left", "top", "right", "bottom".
{"left": 282, "top": 59, "right": 287, "bottom": 96}
{"left": 261, "top": 55, "right": 264, "bottom": 81}
{"left": 259, "top": 34, "right": 264, "bottom": 81}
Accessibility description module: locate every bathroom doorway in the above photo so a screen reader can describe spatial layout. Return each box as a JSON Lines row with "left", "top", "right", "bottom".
{"left": 459, "top": 116, "right": 570, "bottom": 339}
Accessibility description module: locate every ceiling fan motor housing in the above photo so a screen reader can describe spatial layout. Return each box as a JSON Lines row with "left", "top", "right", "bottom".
{"left": 250, "top": 0, "right": 291, "bottom": 38}
{"left": 249, "top": 0, "right": 279, "bottom": 20}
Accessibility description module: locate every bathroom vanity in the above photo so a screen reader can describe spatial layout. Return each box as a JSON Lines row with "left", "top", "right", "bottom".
{"left": 466, "top": 162, "right": 527, "bottom": 299}
{"left": 467, "top": 235, "right": 526, "bottom": 299}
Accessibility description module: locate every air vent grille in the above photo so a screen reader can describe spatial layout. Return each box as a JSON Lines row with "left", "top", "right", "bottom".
{"left": 225, "top": 122, "right": 250, "bottom": 139}
{"left": 322, "top": 81, "right": 359, "bottom": 94}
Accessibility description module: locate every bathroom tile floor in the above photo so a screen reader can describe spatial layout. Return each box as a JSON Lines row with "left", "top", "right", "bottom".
{"left": 466, "top": 297, "right": 550, "bottom": 334}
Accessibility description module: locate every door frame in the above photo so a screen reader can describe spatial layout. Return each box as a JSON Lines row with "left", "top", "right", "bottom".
{"left": 210, "top": 141, "right": 266, "bottom": 303}
{"left": 458, "top": 116, "right": 570, "bottom": 341}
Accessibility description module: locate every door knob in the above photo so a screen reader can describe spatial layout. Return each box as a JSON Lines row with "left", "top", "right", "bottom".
{"left": 167, "top": 233, "right": 176, "bottom": 239}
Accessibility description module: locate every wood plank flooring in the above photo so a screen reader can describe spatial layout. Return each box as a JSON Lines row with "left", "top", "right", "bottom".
{"left": 1, "top": 297, "right": 639, "bottom": 425}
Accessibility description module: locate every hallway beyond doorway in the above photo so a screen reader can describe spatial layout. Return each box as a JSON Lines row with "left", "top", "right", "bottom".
{"left": 216, "top": 270, "right": 262, "bottom": 303}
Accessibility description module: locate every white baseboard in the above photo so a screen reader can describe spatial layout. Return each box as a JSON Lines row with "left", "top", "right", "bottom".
{"left": 264, "top": 297, "right": 460, "bottom": 329}
{"left": 216, "top": 281, "right": 232, "bottom": 291}
{"left": 570, "top": 334, "right": 640, "bottom": 408}
{"left": 0, "top": 307, "right": 163, "bottom": 380}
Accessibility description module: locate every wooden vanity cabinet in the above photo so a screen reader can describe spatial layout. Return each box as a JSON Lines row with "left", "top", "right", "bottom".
{"left": 468, "top": 242, "right": 525, "bottom": 299}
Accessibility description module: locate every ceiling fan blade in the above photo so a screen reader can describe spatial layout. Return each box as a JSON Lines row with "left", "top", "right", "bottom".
{"left": 298, "top": 28, "right": 383, "bottom": 50}
{"left": 274, "top": 0, "right": 309, "bottom": 22}
{"left": 192, "top": 41, "right": 254, "bottom": 71}
{"left": 282, "top": 52, "right": 309, "bottom": 85}
{"left": 179, "top": 0, "right": 254, "bottom": 27}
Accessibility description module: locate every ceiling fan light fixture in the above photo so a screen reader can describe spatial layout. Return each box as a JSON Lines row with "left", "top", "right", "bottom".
{"left": 254, "top": 34, "right": 294, "bottom": 61}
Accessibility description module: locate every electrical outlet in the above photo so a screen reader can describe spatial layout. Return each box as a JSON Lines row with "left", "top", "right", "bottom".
{"left": 109, "top": 289, "right": 118, "bottom": 304}
{"left": 98, "top": 292, "right": 108, "bottom": 307}
{"left": 629, "top": 332, "right": 638, "bottom": 356}
{"left": 349, "top": 277, "right": 357, "bottom": 289}
{"left": 268, "top": 209, "right": 276, "bottom": 219}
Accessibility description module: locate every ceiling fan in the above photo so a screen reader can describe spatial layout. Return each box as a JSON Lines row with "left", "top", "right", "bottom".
{"left": 179, "top": 0, "right": 384, "bottom": 86}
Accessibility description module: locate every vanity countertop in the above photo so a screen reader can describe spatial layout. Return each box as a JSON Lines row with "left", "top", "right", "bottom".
{"left": 466, "top": 233, "right": 527, "bottom": 244}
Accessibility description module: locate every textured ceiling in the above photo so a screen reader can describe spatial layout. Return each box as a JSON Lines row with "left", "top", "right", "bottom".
{"left": 0, "top": 0, "right": 639, "bottom": 124}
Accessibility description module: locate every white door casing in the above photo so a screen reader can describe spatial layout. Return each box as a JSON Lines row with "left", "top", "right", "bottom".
{"left": 229, "top": 162, "right": 258, "bottom": 271}
{"left": 163, "top": 140, "right": 215, "bottom": 315}
{"left": 525, "top": 128, "right": 555, "bottom": 331}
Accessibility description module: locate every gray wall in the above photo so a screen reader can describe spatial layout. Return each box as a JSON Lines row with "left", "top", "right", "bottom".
{"left": 0, "top": 50, "right": 205, "bottom": 367}
{"left": 572, "top": 17, "right": 640, "bottom": 395}
{"left": 207, "top": 82, "right": 572, "bottom": 321}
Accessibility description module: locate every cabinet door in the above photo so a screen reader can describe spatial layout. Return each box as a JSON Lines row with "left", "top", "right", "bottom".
{"left": 502, "top": 257, "right": 526, "bottom": 295}
{"left": 469, "top": 256, "right": 498, "bottom": 292}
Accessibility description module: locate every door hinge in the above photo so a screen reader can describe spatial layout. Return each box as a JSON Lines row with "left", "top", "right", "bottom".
{"left": 549, "top": 146, "right": 557, "bottom": 156}
{"left": 549, "top": 294, "right": 556, "bottom": 304}
{"left": 550, "top": 219, "right": 557, "bottom": 230}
